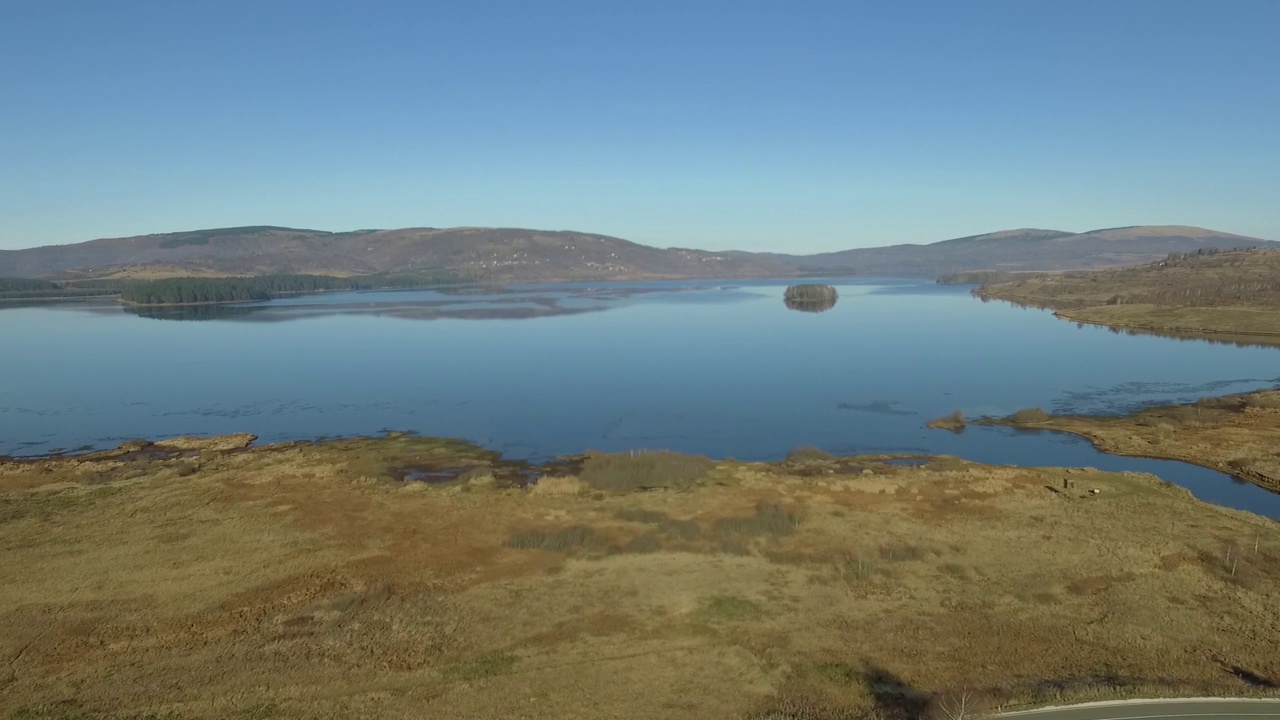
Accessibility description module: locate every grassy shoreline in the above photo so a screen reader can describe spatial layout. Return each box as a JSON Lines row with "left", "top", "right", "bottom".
{"left": 976, "top": 248, "right": 1280, "bottom": 345}
{"left": 975, "top": 389, "right": 1280, "bottom": 495}
{"left": 2, "top": 430, "right": 1277, "bottom": 719}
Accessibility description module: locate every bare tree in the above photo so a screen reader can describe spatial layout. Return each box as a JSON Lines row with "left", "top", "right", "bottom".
{"left": 926, "top": 689, "right": 990, "bottom": 720}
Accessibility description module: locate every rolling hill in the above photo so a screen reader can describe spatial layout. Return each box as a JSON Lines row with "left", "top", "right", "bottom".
{"left": 773, "top": 225, "right": 1275, "bottom": 278}
{"left": 0, "top": 224, "right": 1271, "bottom": 281}
{"left": 0, "top": 226, "right": 795, "bottom": 282}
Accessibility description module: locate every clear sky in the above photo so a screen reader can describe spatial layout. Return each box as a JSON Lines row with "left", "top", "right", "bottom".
{"left": 2, "top": 1, "right": 1277, "bottom": 252}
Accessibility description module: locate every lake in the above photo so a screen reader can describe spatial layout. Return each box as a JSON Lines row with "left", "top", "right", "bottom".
{"left": 3, "top": 278, "right": 1279, "bottom": 518}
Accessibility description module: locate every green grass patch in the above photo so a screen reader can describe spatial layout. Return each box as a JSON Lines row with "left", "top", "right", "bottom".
{"left": 813, "top": 661, "right": 861, "bottom": 685}
{"left": 693, "top": 595, "right": 765, "bottom": 624}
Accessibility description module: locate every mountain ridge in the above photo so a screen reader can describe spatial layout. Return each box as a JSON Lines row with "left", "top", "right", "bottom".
{"left": 0, "top": 224, "right": 1272, "bottom": 281}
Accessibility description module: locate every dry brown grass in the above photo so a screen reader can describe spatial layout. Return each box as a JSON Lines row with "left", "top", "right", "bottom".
{"left": 1, "top": 436, "right": 1277, "bottom": 719}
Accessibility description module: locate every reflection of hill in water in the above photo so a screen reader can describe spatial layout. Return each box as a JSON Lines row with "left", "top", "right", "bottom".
{"left": 125, "top": 300, "right": 607, "bottom": 323}
{"left": 125, "top": 304, "right": 267, "bottom": 321}
{"left": 116, "top": 285, "right": 754, "bottom": 323}
{"left": 784, "top": 284, "right": 838, "bottom": 313}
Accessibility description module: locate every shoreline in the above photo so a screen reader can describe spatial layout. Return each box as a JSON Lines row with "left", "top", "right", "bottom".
{"left": 3, "top": 424, "right": 1278, "bottom": 717}
{"left": 970, "top": 388, "right": 1280, "bottom": 497}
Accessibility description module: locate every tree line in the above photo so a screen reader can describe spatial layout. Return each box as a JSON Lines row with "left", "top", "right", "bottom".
{"left": 118, "top": 269, "right": 470, "bottom": 306}
{"left": 0, "top": 278, "right": 127, "bottom": 300}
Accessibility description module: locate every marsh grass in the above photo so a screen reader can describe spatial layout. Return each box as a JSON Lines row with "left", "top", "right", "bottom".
{"left": 580, "top": 451, "right": 714, "bottom": 492}
{"left": 622, "top": 530, "right": 664, "bottom": 554}
{"left": 504, "top": 526, "right": 609, "bottom": 554}
{"left": 615, "top": 508, "right": 702, "bottom": 541}
{"left": 715, "top": 503, "right": 803, "bottom": 537}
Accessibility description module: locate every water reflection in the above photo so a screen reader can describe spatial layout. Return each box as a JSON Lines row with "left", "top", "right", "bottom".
{"left": 125, "top": 304, "right": 268, "bottom": 321}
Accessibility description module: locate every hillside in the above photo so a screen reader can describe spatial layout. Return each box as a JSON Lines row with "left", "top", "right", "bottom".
{"left": 778, "top": 226, "right": 1274, "bottom": 278}
{"left": 0, "top": 226, "right": 795, "bottom": 282}
{"left": 0, "top": 224, "right": 1271, "bottom": 281}
{"left": 977, "top": 248, "right": 1280, "bottom": 342}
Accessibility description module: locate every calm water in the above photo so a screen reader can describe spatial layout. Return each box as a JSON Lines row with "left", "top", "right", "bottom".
{"left": 3, "top": 278, "right": 1279, "bottom": 518}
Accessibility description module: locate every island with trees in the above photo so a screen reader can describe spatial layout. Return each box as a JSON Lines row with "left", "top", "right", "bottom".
{"left": 783, "top": 283, "right": 839, "bottom": 313}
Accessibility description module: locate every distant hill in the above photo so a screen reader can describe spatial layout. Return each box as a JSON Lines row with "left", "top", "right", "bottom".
{"left": 0, "top": 224, "right": 1271, "bottom": 281}
{"left": 773, "top": 226, "right": 1276, "bottom": 278}
{"left": 977, "top": 247, "right": 1280, "bottom": 311}
{"left": 0, "top": 226, "right": 794, "bottom": 281}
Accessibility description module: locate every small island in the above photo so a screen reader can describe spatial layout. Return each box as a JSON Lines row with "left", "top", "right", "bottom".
{"left": 783, "top": 283, "right": 839, "bottom": 313}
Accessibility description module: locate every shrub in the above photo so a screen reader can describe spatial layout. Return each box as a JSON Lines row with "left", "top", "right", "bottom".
{"left": 580, "top": 451, "right": 713, "bottom": 492}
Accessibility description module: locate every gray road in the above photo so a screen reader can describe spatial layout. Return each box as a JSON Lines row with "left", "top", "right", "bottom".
{"left": 999, "top": 699, "right": 1280, "bottom": 720}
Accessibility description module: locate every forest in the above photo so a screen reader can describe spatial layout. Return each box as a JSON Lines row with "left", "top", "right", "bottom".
{"left": 0, "top": 278, "right": 127, "bottom": 300}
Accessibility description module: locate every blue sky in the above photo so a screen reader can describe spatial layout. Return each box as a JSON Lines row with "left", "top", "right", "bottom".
{"left": 2, "top": 1, "right": 1277, "bottom": 252}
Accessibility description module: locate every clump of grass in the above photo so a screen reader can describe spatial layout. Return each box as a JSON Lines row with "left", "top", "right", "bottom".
{"left": 1009, "top": 407, "right": 1052, "bottom": 423}
{"left": 504, "top": 526, "right": 608, "bottom": 554}
{"left": 441, "top": 652, "right": 519, "bottom": 682}
{"left": 580, "top": 451, "right": 714, "bottom": 492}
{"left": 715, "top": 503, "right": 803, "bottom": 537}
